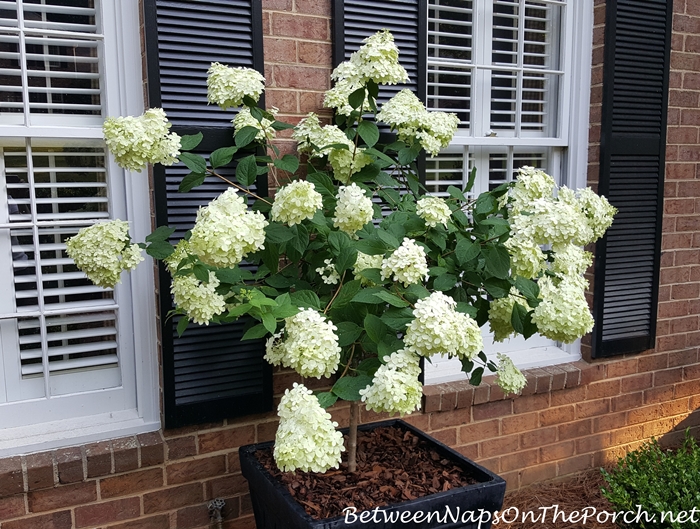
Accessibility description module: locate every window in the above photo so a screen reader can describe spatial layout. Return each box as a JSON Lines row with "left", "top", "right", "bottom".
{"left": 0, "top": 0, "right": 159, "bottom": 456}
{"left": 422, "top": 0, "right": 593, "bottom": 383}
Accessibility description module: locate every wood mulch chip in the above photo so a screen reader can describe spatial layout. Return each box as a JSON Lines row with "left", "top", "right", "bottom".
{"left": 256, "top": 425, "right": 480, "bottom": 520}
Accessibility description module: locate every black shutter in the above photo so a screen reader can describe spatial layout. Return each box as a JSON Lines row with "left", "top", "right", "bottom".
{"left": 332, "top": 0, "right": 427, "bottom": 104}
{"left": 144, "top": 0, "right": 272, "bottom": 427}
{"left": 591, "top": 0, "right": 672, "bottom": 358}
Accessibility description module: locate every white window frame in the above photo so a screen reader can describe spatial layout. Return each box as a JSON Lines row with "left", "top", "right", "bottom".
{"left": 0, "top": 0, "right": 160, "bottom": 456}
{"left": 424, "top": 0, "right": 593, "bottom": 385}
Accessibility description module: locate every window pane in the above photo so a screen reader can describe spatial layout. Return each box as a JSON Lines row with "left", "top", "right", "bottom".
{"left": 0, "top": 32, "right": 22, "bottom": 112}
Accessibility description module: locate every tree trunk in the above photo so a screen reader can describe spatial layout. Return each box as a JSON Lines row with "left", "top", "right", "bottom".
{"left": 348, "top": 400, "right": 359, "bottom": 473}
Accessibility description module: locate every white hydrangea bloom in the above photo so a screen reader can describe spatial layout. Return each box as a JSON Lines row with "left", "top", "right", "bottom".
{"left": 264, "top": 308, "right": 341, "bottom": 379}
{"left": 324, "top": 71, "right": 368, "bottom": 116}
{"left": 509, "top": 166, "right": 556, "bottom": 212}
{"left": 510, "top": 198, "right": 593, "bottom": 247}
{"left": 416, "top": 196, "right": 452, "bottom": 228}
{"left": 532, "top": 276, "right": 594, "bottom": 343}
{"left": 232, "top": 106, "right": 278, "bottom": 142}
{"left": 65, "top": 220, "right": 143, "bottom": 289}
{"left": 328, "top": 147, "right": 373, "bottom": 184}
{"left": 333, "top": 183, "right": 374, "bottom": 237}
{"left": 315, "top": 259, "right": 341, "bottom": 285}
{"left": 505, "top": 235, "right": 544, "bottom": 279}
{"left": 274, "top": 383, "right": 344, "bottom": 473}
{"left": 170, "top": 271, "right": 226, "bottom": 325}
{"left": 353, "top": 251, "right": 383, "bottom": 285}
{"left": 577, "top": 187, "right": 617, "bottom": 242}
{"left": 189, "top": 188, "right": 268, "bottom": 268}
{"left": 103, "top": 108, "right": 180, "bottom": 172}
{"left": 164, "top": 239, "right": 193, "bottom": 275}
{"left": 404, "top": 291, "right": 483, "bottom": 359}
{"left": 206, "top": 63, "right": 265, "bottom": 110}
{"left": 551, "top": 243, "right": 593, "bottom": 278}
{"left": 495, "top": 353, "right": 527, "bottom": 395}
{"left": 348, "top": 29, "right": 409, "bottom": 85}
{"left": 376, "top": 89, "right": 458, "bottom": 157}
{"left": 488, "top": 288, "right": 530, "bottom": 342}
{"left": 380, "top": 237, "right": 429, "bottom": 287}
{"left": 360, "top": 350, "right": 422, "bottom": 416}
{"left": 271, "top": 180, "right": 322, "bottom": 226}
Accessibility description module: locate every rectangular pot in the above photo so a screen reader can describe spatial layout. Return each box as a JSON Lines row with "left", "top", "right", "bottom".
{"left": 240, "top": 419, "right": 506, "bottom": 529}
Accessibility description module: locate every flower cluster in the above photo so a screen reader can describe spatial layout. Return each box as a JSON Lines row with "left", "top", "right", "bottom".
{"left": 274, "top": 383, "right": 344, "bottom": 473}
{"left": 232, "top": 106, "right": 278, "bottom": 141}
{"left": 65, "top": 220, "right": 143, "bottom": 289}
{"left": 404, "top": 292, "right": 483, "bottom": 359}
{"left": 360, "top": 349, "right": 422, "bottom": 416}
{"left": 103, "top": 108, "right": 180, "bottom": 172}
{"left": 206, "top": 63, "right": 265, "bottom": 110}
{"left": 532, "top": 276, "right": 595, "bottom": 343}
{"left": 416, "top": 196, "right": 452, "bottom": 228}
{"left": 508, "top": 166, "right": 556, "bottom": 212}
{"left": 315, "top": 259, "right": 340, "bottom": 285}
{"left": 264, "top": 308, "right": 341, "bottom": 379}
{"left": 325, "top": 30, "right": 408, "bottom": 116}
{"left": 376, "top": 89, "right": 459, "bottom": 156}
{"left": 380, "top": 238, "right": 429, "bottom": 287}
{"left": 189, "top": 188, "right": 268, "bottom": 268}
{"left": 333, "top": 183, "right": 374, "bottom": 236}
{"left": 495, "top": 353, "right": 527, "bottom": 395}
{"left": 171, "top": 271, "right": 226, "bottom": 325}
{"left": 353, "top": 251, "right": 383, "bottom": 285}
{"left": 488, "top": 288, "right": 530, "bottom": 342}
{"left": 271, "top": 180, "right": 322, "bottom": 226}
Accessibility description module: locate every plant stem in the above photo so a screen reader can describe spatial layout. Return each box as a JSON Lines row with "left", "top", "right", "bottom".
{"left": 323, "top": 272, "right": 347, "bottom": 314}
{"left": 348, "top": 400, "right": 359, "bottom": 473}
{"left": 206, "top": 169, "right": 272, "bottom": 205}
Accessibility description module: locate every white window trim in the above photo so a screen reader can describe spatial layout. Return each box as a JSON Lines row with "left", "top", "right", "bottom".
{"left": 424, "top": 0, "right": 593, "bottom": 385}
{"left": 0, "top": 0, "right": 160, "bottom": 457}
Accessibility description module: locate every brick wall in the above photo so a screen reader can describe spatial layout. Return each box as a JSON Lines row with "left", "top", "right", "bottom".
{"left": 2, "top": 0, "right": 700, "bottom": 528}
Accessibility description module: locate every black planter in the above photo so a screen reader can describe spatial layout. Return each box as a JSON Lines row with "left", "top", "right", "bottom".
{"left": 239, "top": 419, "right": 506, "bottom": 529}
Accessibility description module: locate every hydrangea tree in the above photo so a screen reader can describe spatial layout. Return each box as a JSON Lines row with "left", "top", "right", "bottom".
{"left": 67, "top": 30, "right": 616, "bottom": 474}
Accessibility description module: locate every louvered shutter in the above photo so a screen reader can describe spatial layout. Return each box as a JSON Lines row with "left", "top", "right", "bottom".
{"left": 591, "top": 0, "right": 672, "bottom": 357}
{"left": 332, "top": 0, "right": 426, "bottom": 104}
{"left": 143, "top": 0, "right": 272, "bottom": 428}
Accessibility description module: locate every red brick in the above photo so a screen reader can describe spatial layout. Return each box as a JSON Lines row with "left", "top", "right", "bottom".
{"left": 270, "top": 13, "right": 329, "bottom": 40}
{"left": 655, "top": 367, "right": 684, "bottom": 386}
{"left": 594, "top": 411, "right": 627, "bottom": 433}
{"left": 143, "top": 483, "right": 204, "bottom": 514}
{"left": 620, "top": 373, "right": 653, "bottom": 393}
{"left": 645, "top": 385, "right": 676, "bottom": 404}
{"left": 520, "top": 426, "right": 557, "bottom": 449}
{"left": 298, "top": 41, "right": 332, "bottom": 66}
{"left": 295, "top": 0, "right": 331, "bottom": 16}
{"left": 167, "top": 455, "right": 227, "bottom": 486}
{"left": 550, "top": 386, "right": 586, "bottom": 407}
{"left": 576, "top": 399, "right": 610, "bottom": 419}
{"left": 100, "top": 468, "right": 164, "bottom": 499}
{"left": 540, "top": 441, "right": 575, "bottom": 463}
{"left": 606, "top": 358, "right": 638, "bottom": 378}
{"left": 666, "top": 163, "right": 696, "bottom": 180}
{"left": 501, "top": 412, "right": 539, "bottom": 435}
{"left": 85, "top": 441, "right": 112, "bottom": 478}
{"left": 138, "top": 432, "right": 165, "bottom": 468}
{"left": 473, "top": 383, "right": 490, "bottom": 404}
{"left": 669, "top": 90, "right": 700, "bottom": 109}
{"left": 579, "top": 363, "right": 606, "bottom": 385}
{"left": 273, "top": 65, "right": 330, "bottom": 90}
{"left": 430, "top": 407, "right": 471, "bottom": 430}
{"left": 0, "top": 494, "right": 25, "bottom": 521}
{"left": 25, "top": 452, "right": 54, "bottom": 491}
{"left": 262, "top": 0, "right": 292, "bottom": 10}
{"left": 612, "top": 392, "right": 644, "bottom": 412}
{"left": 639, "top": 353, "right": 669, "bottom": 372}
{"left": 102, "top": 515, "right": 170, "bottom": 529}
{"left": 587, "top": 379, "right": 621, "bottom": 399}
{"left": 430, "top": 428, "right": 457, "bottom": 446}
{"left": 458, "top": 419, "right": 499, "bottom": 444}
{"left": 28, "top": 482, "right": 97, "bottom": 513}
{"left": 501, "top": 448, "right": 538, "bottom": 472}
{"left": 199, "top": 426, "right": 256, "bottom": 454}
{"left": 675, "top": 249, "right": 700, "bottom": 266}
{"left": 542, "top": 366, "right": 567, "bottom": 391}
{"left": 520, "top": 462, "right": 557, "bottom": 486}
{"left": 455, "top": 444, "right": 479, "bottom": 461}
{"left": 684, "top": 363, "right": 700, "bottom": 380}
{"left": 55, "top": 447, "right": 83, "bottom": 485}
{"left": 559, "top": 419, "right": 593, "bottom": 441}
{"left": 513, "top": 393, "right": 550, "bottom": 414}
{"left": 176, "top": 503, "right": 211, "bottom": 529}
{"left": 675, "top": 379, "right": 700, "bottom": 398}
{"left": 472, "top": 399, "right": 512, "bottom": 421}
{"left": 439, "top": 385, "right": 457, "bottom": 411}
{"left": 422, "top": 385, "right": 441, "bottom": 413}
{"left": 0, "top": 456, "right": 24, "bottom": 496}
{"left": 576, "top": 432, "right": 611, "bottom": 454}
{"left": 205, "top": 474, "right": 249, "bottom": 500}
{"left": 166, "top": 436, "right": 197, "bottom": 460}
{"left": 539, "top": 406, "right": 575, "bottom": 426}
{"left": 264, "top": 37, "right": 297, "bottom": 63}
{"left": 2, "top": 511, "right": 72, "bottom": 529}
{"left": 112, "top": 437, "right": 139, "bottom": 473}
{"left": 557, "top": 454, "right": 593, "bottom": 476}
{"left": 74, "top": 497, "right": 141, "bottom": 528}
{"left": 481, "top": 434, "right": 519, "bottom": 458}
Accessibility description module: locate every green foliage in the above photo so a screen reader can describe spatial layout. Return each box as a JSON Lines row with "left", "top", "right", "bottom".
{"left": 601, "top": 431, "right": 700, "bottom": 529}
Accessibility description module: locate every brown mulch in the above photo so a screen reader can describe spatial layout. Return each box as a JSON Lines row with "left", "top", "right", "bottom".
{"left": 502, "top": 469, "right": 619, "bottom": 529}
{"left": 256, "top": 425, "right": 479, "bottom": 520}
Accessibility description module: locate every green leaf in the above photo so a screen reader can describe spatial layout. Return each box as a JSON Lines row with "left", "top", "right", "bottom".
{"left": 469, "top": 366, "right": 484, "bottom": 386}
{"left": 210, "top": 146, "right": 239, "bottom": 169}
{"left": 271, "top": 304, "right": 299, "bottom": 319}
{"left": 381, "top": 308, "right": 414, "bottom": 331}
{"left": 474, "top": 193, "right": 497, "bottom": 217}
{"left": 511, "top": 302, "right": 528, "bottom": 335}
{"left": 351, "top": 287, "right": 385, "bottom": 304}
{"left": 460, "top": 357, "right": 474, "bottom": 376}
{"left": 376, "top": 229, "right": 401, "bottom": 249}
{"left": 307, "top": 171, "right": 335, "bottom": 197}
{"left": 483, "top": 277, "right": 511, "bottom": 299}
{"left": 364, "top": 313, "right": 388, "bottom": 343}
{"left": 178, "top": 172, "right": 206, "bottom": 193}
{"left": 455, "top": 302, "right": 478, "bottom": 318}
{"left": 364, "top": 147, "right": 396, "bottom": 166}
{"left": 316, "top": 392, "right": 338, "bottom": 409}
{"left": 483, "top": 245, "right": 511, "bottom": 279}
{"left": 176, "top": 317, "right": 189, "bottom": 337}
{"left": 328, "top": 231, "right": 352, "bottom": 253}
{"left": 447, "top": 185, "right": 467, "bottom": 202}
{"left": 145, "top": 225, "right": 176, "bottom": 243}
{"left": 377, "top": 338, "right": 403, "bottom": 358}
{"left": 465, "top": 166, "right": 477, "bottom": 193}
{"left": 179, "top": 132, "right": 203, "bottom": 151}
{"left": 354, "top": 238, "right": 387, "bottom": 256}
{"left": 146, "top": 240, "right": 174, "bottom": 259}
{"left": 404, "top": 283, "right": 430, "bottom": 303}
{"left": 179, "top": 152, "right": 206, "bottom": 174}
{"left": 273, "top": 155, "right": 300, "bottom": 173}
{"left": 242, "top": 323, "right": 269, "bottom": 340}
{"left": 235, "top": 154, "right": 258, "bottom": 187}
{"left": 331, "top": 280, "right": 362, "bottom": 309}
{"left": 357, "top": 120, "right": 380, "bottom": 148}
{"left": 271, "top": 120, "right": 296, "bottom": 131}
{"left": 287, "top": 224, "right": 309, "bottom": 259}
{"left": 235, "top": 126, "right": 261, "bottom": 148}
{"left": 332, "top": 375, "right": 373, "bottom": 401}
{"left": 193, "top": 264, "right": 209, "bottom": 282}
{"left": 374, "top": 290, "right": 409, "bottom": 308}
{"left": 227, "top": 303, "right": 252, "bottom": 318}
{"left": 290, "top": 290, "right": 321, "bottom": 310}
{"left": 434, "top": 273, "right": 458, "bottom": 291}
{"left": 358, "top": 268, "right": 383, "bottom": 285}
{"left": 356, "top": 357, "right": 382, "bottom": 378}
{"left": 259, "top": 243, "right": 280, "bottom": 274}
{"left": 456, "top": 239, "right": 480, "bottom": 265}
{"left": 398, "top": 145, "right": 421, "bottom": 166}
{"left": 515, "top": 276, "right": 540, "bottom": 303}
{"left": 336, "top": 321, "right": 363, "bottom": 347}
{"left": 262, "top": 312, "right": 277, "bottom": 334}
{"left": 348, "top": 87, "right": 366, "bottom": 110}
{"left": 335, "top": 246, "right": 358, "bottom": 273}
{"left": 264, "top": 222, "right": 294, "bottom": 244}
